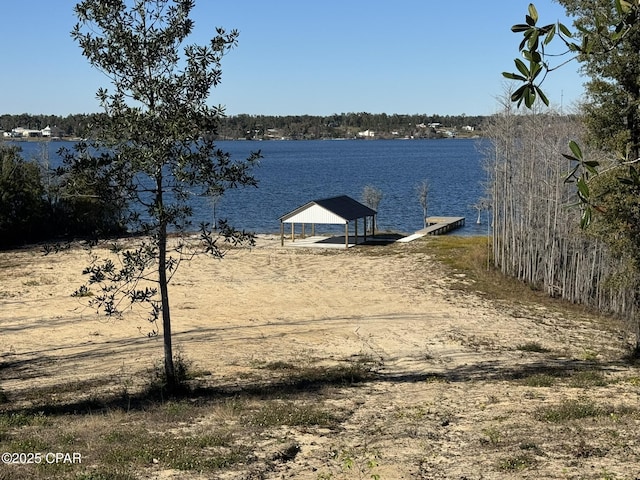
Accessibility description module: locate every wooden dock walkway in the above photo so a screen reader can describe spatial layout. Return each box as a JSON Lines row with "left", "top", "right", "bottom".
{"left": 418, "top": 216, "right": 465, "bottom": 235}
{"left": 397, "top": 216, "right": 465, "bottom": 242}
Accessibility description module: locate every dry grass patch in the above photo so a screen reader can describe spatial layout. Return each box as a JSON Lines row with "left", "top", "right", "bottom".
{"left": 534, "top": 398, "right": 636, "bottom": 423}
{"left": 0, "top": 353, "right": 376, "bottom": 480}
{"left": 415, "top": 236, "right": 626, "bottom": 324}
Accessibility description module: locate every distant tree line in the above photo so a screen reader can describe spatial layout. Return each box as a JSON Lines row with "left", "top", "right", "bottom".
{"left": 0, "top": 144, "right": 126, "bottom": 248}
{"left": 0, "top": 112, "right": 486, "bottom": 140}
{"left": 217, "top": 112, "right": 486, "bottom": 139}
{"left": 0, "top": 113, "right": 102, "bottom": 138}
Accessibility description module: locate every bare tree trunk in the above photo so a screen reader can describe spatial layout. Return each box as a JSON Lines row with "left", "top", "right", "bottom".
{"left": 159, "top": 223, "right": 176, "bottom": 390}
{"left": 157, "top": 175, "right": 176, "bottom": 391}
{"left": 485, "top": 99, "right": 638, "bottom": 321}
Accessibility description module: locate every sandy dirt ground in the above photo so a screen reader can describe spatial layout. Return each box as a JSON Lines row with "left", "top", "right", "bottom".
{"left": 1, "top": 235, "right": 639, "bottom": 479}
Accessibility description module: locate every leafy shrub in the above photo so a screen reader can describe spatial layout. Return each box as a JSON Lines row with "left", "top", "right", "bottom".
{"left": 0, "top": 146, "right": 46, "bottom": 247}
{"left": 516, "top": 342, "right": 550, "bottom": 353}
{"left": 0, "top": 145, "right": 127, "bottom": 248}
{"left": 146, "top": 352, "right": 193, "bottom": 396}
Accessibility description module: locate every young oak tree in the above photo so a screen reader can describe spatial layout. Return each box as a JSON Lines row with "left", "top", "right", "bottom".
{"left": 69, "top": 0, "right": 260, "bottom": 391}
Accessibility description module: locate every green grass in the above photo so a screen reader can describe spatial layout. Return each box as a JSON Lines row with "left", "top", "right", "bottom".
{"left": 262, "top": 360, "right": 297, "bottom": 370}
{"left": 516, "top": 342, "right": 551, "bottom": 353}
{"left": 246, "top": 401, "right": 338, "bottom": 428}
{"left": 498, "top": 453, "right": 537, "bottom": 471}
{"left": 410, "top": 236, "right": 617, "bottom": 322}
{"left": 519, "top": 441, "right": 544, "bottom": 456}
{"left": 517, "top": 368, "right": 609, "bottom": 388}
{"left": 481, "top": 426, "right": 502, "bottom": 446}
{"left": 568, "top": 370, "right": 609, "bottom": 388}
{"left": 519, "top": 373, "right": 557, "bottom": 387}
{"left": 535, "top": 399, "right": 607, "bottom": 422}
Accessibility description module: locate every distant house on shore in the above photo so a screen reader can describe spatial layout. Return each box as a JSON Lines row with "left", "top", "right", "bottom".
{"left": 4, "top": 126, "right": 62, "bottom": 138}
{"left": 357, "top": 129, "right": 375, "bottom": 138}
{"left": 10, "top": 127, "right": 42, "bottom": 138}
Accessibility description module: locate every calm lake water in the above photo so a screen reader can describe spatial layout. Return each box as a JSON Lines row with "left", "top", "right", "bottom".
{"left": 9, "top": 138, "right": 490, "bottom": 236}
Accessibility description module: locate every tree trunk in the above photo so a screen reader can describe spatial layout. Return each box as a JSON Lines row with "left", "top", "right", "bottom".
{"left": 156, "top": 170, "right": 176, "bottom": 392}
{"left": 158, "top": 220, "right": 176, "bottom": 391}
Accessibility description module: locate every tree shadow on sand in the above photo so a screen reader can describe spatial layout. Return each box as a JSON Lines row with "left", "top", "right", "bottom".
{"left": 1, "top": 351, "right": 634, "bottom": 418}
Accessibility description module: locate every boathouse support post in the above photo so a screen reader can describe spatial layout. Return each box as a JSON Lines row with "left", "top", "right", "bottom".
{"left": 345, "top": 223, "right": 349, "bottom": 248}
{"left": 364, "top": 217, "right": 367, "bottom": 243}
{"left": 355, "top": 218, "right": 358, "bottom": 245}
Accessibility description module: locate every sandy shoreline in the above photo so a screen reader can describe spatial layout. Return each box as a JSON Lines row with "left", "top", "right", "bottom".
{"left": 1, "top": 234, "right": 638, "bottom": 478}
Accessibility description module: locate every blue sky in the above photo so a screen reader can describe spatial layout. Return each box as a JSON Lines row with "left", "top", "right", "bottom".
{"left": 0, "top": 1, "right": 584, "bottom": 116}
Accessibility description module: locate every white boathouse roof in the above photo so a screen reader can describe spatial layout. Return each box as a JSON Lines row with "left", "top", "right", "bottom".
{"left": 279, "top": 195, "right": 376, "bottom": 225}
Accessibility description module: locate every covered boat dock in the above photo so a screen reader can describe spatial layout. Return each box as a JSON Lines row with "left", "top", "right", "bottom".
{"left": 279, "top": 195, "right": 377, "bottom": 248}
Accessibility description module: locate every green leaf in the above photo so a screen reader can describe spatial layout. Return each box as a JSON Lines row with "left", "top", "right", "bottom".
{"left": 582, "top": 35, "right": 592, "bottom": 54}
{"left": 524, "top": 86, "right": 535, "bottom": 108}
{"left": 580, "top": 207, "right": 592, "bottom": 229}
{"left": 519, "top": 36, "right": 528, "bottom": 51}
{"left": 528, "top": 3, "right": 539, "bottom": 23}
{"left": 618, "top": 177, "right": 634, "bottom": 185}
{"left": 512, "top": 24, "right": 532, "bottom": 33}
{"left": 523, "top": 49, "right": 542, "bottom": 63}
{"left": 502, "top": 72, "right": 527, "bottom": 81}
{"left": 535, "top": 85, "right": 549, "bottom": 106}
{"left": 576, "top": 25, "right": 590, "bottom": 35}
{"left": 558, "top": 22, "right": 572, "bottom": 37}
{"left": 565, "top": 164, "right": 580, "bottom": 182}
{"left": 585, "top": 163, "right": 598, "bottom": 176}
{"left": 616, "top": 0, "right": 634, "bottom": 15}
{"left": 515, "top": 58, "right": 530, "bottom": 77}
{"left": 544, "top": 24, "right": 556, "bottom": 44}
{"left": 577, "top": 177, "right": 590, "bottom": 199}
{"left": 527, "top": 30, "right": 540, "bottom": 50}
{"left": 530, "top": 62, "right": 543, "bottom": 80}
{"left": 612, "top": 29, "right": 625, "bottom": 42}
{"left": 567, "top": 42, "right": 581, "bottom": 52}
{"left": 511, "top": 84, "right": 528, "bottom": 103}
{"left": 568, "top": 141, "right": 583, "bottom": 160}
